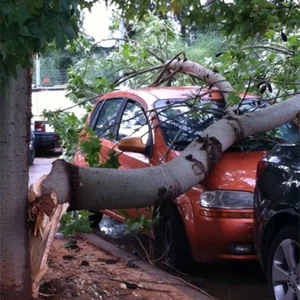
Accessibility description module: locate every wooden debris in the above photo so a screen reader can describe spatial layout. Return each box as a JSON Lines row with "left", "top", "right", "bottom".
{"left": 29, "top": 184, "right": 69, "bottom": 298}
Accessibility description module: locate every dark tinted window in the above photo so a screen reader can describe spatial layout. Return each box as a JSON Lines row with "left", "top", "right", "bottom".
{"left": 94, "top": 99, "right": 123, "bottom": 139}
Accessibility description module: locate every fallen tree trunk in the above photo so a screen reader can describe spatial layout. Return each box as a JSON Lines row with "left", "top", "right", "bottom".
{"left": 29, "top": 93, "right": 300, "bottom": 211}
{"left": 164, "top": 58, "right": 234, "bottom": 100}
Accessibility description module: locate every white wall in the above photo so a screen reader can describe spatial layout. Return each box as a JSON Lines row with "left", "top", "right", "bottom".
{"left": 31, "top": 90, "right": 86, "bottom": 127}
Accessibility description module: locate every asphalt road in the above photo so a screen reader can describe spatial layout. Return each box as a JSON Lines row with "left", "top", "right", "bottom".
{"left": 29, "top": 157, "right": 271, "bottom": 300}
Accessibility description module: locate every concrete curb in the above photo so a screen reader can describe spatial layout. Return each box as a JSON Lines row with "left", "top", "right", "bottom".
{"left": 79, "top": 233, "right": 215, "bottom": 300}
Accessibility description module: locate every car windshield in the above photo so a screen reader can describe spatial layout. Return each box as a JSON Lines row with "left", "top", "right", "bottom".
{"left": 155, "top": 98, "right": 224, "bottom": 150}
{"left": 155, "top": 98, "right": 299, "bottom": 151}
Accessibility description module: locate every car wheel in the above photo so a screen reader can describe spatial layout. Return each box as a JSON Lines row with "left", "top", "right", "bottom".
{"left": 88, "top": 211, "right": 103, "bottom": 228}
{"left": 267, "top": 224, "right": 300, "bottom": 300}
{"left": 160, "top": 204, "right": 194, "bottom": 271}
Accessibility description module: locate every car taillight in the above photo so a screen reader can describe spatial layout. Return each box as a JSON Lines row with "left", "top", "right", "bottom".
{"left": 52, "top": 136, "right": 59, "bottom": 141}
{"left": 256, "top": 160, "right": 267, "bottom": 179}
{"left": 35, "top": 121, "right": 45, "bottom": 132}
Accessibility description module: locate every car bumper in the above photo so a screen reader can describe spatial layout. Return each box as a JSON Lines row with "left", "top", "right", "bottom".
{"left": 185, "top": 205, "right": 257, "bottom": 263}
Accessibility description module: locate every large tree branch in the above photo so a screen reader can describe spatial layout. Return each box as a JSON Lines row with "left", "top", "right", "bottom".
{"left": 164, "top": 59, "right": 234, "bottom": 100}
{"left": 29, "top": 94, "right": 300, "bottom": 211}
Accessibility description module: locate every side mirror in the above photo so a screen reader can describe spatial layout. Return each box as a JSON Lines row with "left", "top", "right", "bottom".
{"left": 118, "top": 136, "right": 147, "bottom": 154}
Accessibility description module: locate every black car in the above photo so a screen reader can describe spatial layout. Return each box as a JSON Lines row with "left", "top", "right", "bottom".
{"left": 254, "top": 139, "right": 300, "bottom": 300}
{"left": 29, "top": 129, "right": 35, "bottom": 165}
{"left": 34, "top": 120, "right": 60, "bottom": 153}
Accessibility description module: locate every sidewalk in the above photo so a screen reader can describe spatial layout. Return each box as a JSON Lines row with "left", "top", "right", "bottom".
{"left": 38, "top": 234, "right": 214, "bottom": 300}
{"left": 29, "top": 157, "right": 56, "bottom": 186}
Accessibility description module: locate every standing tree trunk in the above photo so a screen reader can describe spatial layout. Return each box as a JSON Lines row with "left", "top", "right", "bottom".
{"left": 0, "top": 67, "right": 32, "bottom": 299}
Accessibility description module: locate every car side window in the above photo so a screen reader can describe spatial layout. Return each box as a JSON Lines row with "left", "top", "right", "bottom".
{"left": 94, "top": 99, "right": 123, "bottom": 139}
{"left": 117, "top": 100, "right": 149, "bottom": 143}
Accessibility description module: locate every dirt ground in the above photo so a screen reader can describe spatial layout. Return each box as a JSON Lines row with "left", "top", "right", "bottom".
{"left": 38, "top": 236, "right": 198, "bottom": 300}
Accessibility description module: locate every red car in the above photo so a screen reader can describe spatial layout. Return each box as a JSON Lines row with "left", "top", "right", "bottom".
{"left": 74, "top": 87, "right": 298, "bottom": 269}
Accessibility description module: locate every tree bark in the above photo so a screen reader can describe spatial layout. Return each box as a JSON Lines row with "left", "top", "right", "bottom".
{"left": 30, "top": 94, "right": 300, "bottom": 211}
{"left": 165, "top": 59, "right": 234, "bottom": 100}
{"left": 0, "top": 67, "right": 32, "bottom": 299}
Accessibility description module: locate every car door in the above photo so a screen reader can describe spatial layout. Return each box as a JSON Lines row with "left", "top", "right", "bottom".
{"left": 92, "top": 97, "right": 153, "bottom": 220}
{"left": 114, "top": 99, "right": 153, "bottom": 220}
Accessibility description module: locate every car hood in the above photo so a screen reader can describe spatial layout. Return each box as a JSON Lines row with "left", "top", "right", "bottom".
{"left": 170, "top": 150, "right": 267, "bottom": 192}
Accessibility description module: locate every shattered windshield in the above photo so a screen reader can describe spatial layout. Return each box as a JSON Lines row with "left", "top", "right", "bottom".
{"left": 232, "top": 100, "right": 299, "bottom": 151}
{"left": 154, "top": 98, "right": 299, "bottom": 151}
{"left": 155, "top": 98, "right": 224, "bottom": 150}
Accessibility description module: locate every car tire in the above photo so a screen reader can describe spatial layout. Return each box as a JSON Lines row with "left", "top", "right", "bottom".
{"left": 88, "top": 211, "right": 103, "bottom": 228}
{"left": 267, "top": 224, "right": 300, "bottom": 300}
{"left": 29, "top": 149, "right": 35, "bottom": 165}
{"left": 158, "top": 204, "right": 194, "bottom": 272}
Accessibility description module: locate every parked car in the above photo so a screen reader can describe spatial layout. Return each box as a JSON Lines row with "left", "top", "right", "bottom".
{"left": 254, "top": 139, "right": 300, "bottom": 300}
{"left": 29, "top": 129, "right": 35, "bottom": 165}
{"left": 33, "top": 120, "right": 60, "bottom": 152}
{"left": 31, "top": 88, "right": 85, "bottom": 153}
{"left": 74, "top": 87, "right": 299, "bottom": 269}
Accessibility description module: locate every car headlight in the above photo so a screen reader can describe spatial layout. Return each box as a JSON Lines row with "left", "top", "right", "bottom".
{"left": 200, "top": 190, "right": 253, "bottom": 209}
{"left": 29, "top": 140, "right": 34, "bottom": 150}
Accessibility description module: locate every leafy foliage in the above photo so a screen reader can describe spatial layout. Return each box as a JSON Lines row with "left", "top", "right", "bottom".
{"left": 60, "top": 5, "right": 299, "bottom": 164}
{"left": 104, "top": 0, "right": 299, "bottom": 101}
{"left": 59, "top": 210, "right": 93, "bottom": 237}
{"left": 120, "top": 209, "right": 160, "bottom": 235}
{"left": 208, "top": 28, "right": 300, "bottom": 100}
{"left": 44, "top": 110, "right": 86, "bottom": 162}
{"left": 109, "top": 0, "right": 300, "bottom": 42}
{"left": 172, "top": 31, "right": 224, "bottom": 63}
{"left": 79, "top": 127, "right": 102, "bottom": 167}
{"left": 65, "top": 12, "right": 178, "bottom": 98}
{"left": 65, "top": 12, "right": 224, "bottom": 99}
{"left": 100, "top": 150, "right": 120, "bottom": 169}
{"left": 65, "top": 34, "right": 117, "bottom": 102}
{"left": 0, "top": 0, "right": 98, "bottom": 83}
{"left": 32, "top": 48, "right": 76, "bottom": 85}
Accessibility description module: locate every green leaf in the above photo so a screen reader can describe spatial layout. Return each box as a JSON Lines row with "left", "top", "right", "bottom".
{"left": 79, "top": 127, "right": 101, "bottom": 167}
{"left": 1, "top": 3, "right": 16, "bottom": 15}
{"left": 15, "top": 3, "right": 32, "bottom": 26}
{"left": 54, "top": 18, "right": 68, "bottom": 48}
{"left": 227, "top": 93, "right": 241, "bottom": 106}
{"left": 3, "top": 22, "right": 20, "bottom": 39}
{"left": 20, "top": 25, "right": 33, "bottom": 37}
{"left": 59, "top": 0, "right": 72, "bottom": 15}
{"left": 64, "top": 24, "right": 77, "bottom": 40}
{"left": 59, "top": 210, "right": 93, "bottom": 237}
{"left": 100, "top": 150, "right": 120, "bottom": 169}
